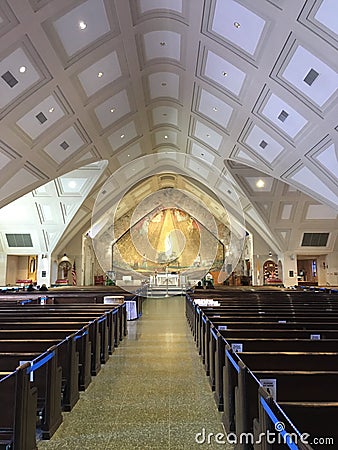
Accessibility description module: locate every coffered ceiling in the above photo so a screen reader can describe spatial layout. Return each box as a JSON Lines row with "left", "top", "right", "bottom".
{"left": 0, "top": 0, "right": 337, "bottom": 256}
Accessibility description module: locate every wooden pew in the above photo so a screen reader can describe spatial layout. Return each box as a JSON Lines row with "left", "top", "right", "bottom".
{"left": 0, "top": 363, "right": 37, "bottom": 450}
{"left": 0, "top": 348, "right": 63, "bottom": 440}
{"left": 0, "top": 309, "right": 111, "bottom": 374}
{"left": 236, "top": 362, "right": 338, "bottom": 447}
{"left": 211, "top": 330, "right": 338, "bottom": 411}
{"left": 0, "top": 302, "right": 127, "bottom": 445}
{"left": 206, "top": 320, "right": 337, "bottom": 388}
{"left": 196, "top": 311, "right": 338, "bottom": 360}
{"left": 255, "top": 386, "right": 337, "bottom": 450}
{"left": 0, "top": 292, "right": 128, "bottom": 345}
{"left": 0, "top": 336, "right": 79, "bottom": 412}
{"left": 187, "top": 292, "right": 338, "bottom": 449}
{"left": 0, "top": 319, "right": 98, "bottom": 381}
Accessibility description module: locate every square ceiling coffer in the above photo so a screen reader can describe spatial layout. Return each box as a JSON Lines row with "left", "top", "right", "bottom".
{"left": 2, "top": 71, "right": 18, "bottom": 88}
{"left": 36, "top": 112, "right": 48, "bottom": 124}
{"left": 60, "top": 141, "right": 70, "bottom": 150}
{"left": 303, "top": 69, "right": 319, "bottom": 86}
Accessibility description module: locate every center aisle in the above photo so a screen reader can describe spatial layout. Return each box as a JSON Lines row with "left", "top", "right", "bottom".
{"left": 38, "top": 296, "right": 232, "bottom": 450}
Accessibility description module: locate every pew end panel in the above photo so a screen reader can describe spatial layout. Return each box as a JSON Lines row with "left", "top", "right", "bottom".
{"left": 208, "top": 325, "right": 219, "bottom": 391}
{"left": 256, "top": 387, "right": 316, "bottom": 450}
{"left": 222, "top": 347, "right": 240, "bottom": 433}
{"left": 30, "top": 346, "right": 63, "bottom": 440}
{"left": 235, "top": 361, "right": 262, "bottom": 447}
{"left": 56, "top": 336, "right": 80, "bottom": 412}
{"left": 0, "top": 364, "right": 37, "bottom": 450}
{"left": 214, "top": 333, "right": 226, "bottom": 411}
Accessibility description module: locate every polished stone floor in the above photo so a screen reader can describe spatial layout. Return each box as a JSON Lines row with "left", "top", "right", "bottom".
{"left": 38, "top": 296, "right": 232, "bottom": 449}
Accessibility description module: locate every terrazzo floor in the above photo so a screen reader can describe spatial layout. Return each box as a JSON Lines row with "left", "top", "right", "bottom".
{"left": 37, "top": 296, "right": 232, "bottom": 449}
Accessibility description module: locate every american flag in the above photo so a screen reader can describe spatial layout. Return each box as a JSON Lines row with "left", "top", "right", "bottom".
{"left": 72, "top": 261, "right": 77, "bottom": 286}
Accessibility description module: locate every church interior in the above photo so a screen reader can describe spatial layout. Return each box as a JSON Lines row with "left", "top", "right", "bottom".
{"left": 0, "top": 0, "right": 336, "bottom": 291}
{"left": 0, "top": 0, "right": 337, "bottom": 449}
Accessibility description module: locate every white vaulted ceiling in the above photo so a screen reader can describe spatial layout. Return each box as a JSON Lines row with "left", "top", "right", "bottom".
{"left": 0, "top": 0, "right": 337, "bottom": 256}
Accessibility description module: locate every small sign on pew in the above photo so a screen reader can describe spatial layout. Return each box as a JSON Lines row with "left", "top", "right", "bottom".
{"left": 260, "top": 378, "right": 277, "bottom": 401}
{"left": 231, "top": 343, "right": 243, "bottom": 353}
{"left": 218, "top": 325, "right": 227, "bottom": 330}
{"left": 20, "top": 361, "right": 34, "bottom": 381}
{"left": 310, "top": 334, "right": 321, "bottom": 340}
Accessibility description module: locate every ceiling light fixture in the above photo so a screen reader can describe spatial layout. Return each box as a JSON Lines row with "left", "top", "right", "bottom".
{"left": 48, "top": 107, "right": 54, "bottom": 113}
{"left": 164, "top": 135, "right": 168, "bottom": 139}
{"left": 19, "top": 66, "right": 27, "bottom": 73}
{"left": 97, "top": 72, "right": 103, "bottom": 78}
{"left": 161, "top": 82, "right": 167, "bottom": 87}
{"left": 110, "top": 108, "right": 116, "bottom": 113}
{"left": 160, "top": 41, "right": 167, "bottom": 46}
{"left": 256, "top": 179, "right": 265, "bottom": 188}
{"left": 79, "top": 21, "right": 87, "bottom": 30}
{"left": 120, "top": 134, "right": 125, "bottom": 139}
{"left": 222, "top": 71, "right": 228, "bottom": 77}
{"left": 206, "top": 134, "right": 210, "bottom": 138}
{"left": 212, "top": 107, "right": 218, "bottom": 112}
{"left": 234, "top": 21, "right": 241, "bottom": 28}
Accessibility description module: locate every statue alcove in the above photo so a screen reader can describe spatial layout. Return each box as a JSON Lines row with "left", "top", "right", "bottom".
{"left": 58, "top": 254, "right": 72, "bottom": 282}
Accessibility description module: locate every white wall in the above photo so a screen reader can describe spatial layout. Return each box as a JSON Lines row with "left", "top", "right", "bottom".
{"left": 326, "top": 252, "right": 338, "bottom": 287}
{"left": 0, "top": 253, "right": 6, "bottom": 285}
{"left": 281, "top": 253, "right": 298, "bottom": 287}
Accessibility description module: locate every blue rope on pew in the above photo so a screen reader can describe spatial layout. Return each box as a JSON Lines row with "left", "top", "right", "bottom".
{"left": 210, "top": 328, "right": 218, "bottom": 340}
{"left": 74, "top": 330, "right": 88, "bottom": 341}
{"left": 202, "top": 316, "right": 207, "bottom": 324}
{"left": 112, "top": 309, "right": 119, "bottom": 315}
{"left": 20, "top": 299, "right": 32, "bottom": 305}
{"left": 26, "top": 351, "right": 55, "bottom": 374}
{"left": 260, "top": 396, "right": 299, "bottom": 450}
{"left": 98, "top": 316, "right": 107, "bottom": 323}
{"left": 225, "top": 349, "right": 240, "bottom": 373}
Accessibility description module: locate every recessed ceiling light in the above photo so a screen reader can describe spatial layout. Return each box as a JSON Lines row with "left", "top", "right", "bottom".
{"left": 234, "top": 21, "right": 241, "bottom": 28}
{"left": 79, "top": 21, "right": 87, "bottom": 30}
{"left": 161, "top": 82, "right": 167, "bottom": 87}
{"left": 201, "top": 153, "right": 204, "bottom": 156}
{"left": 127, "top": 154, "right": 130, "bottom": 157}
{"left": 160, "top": 41, "right": 167, "bottom": 46}
{"left": 19, "top": 66, "right": 26, "bottom": 73}
{"left": 48, "top": 107, "right": 54, "bottom": 113}
{"left": 256, "top": 179, "right": 265, "bottom": 188}
{"left": 164, "top": 135, "right": 168, "bottom": 139}
{"left": 110, "top": 108, "right": 116, "bottom": 113}
{"left": 212, "top": 107, "right": 218, "bottom": 112}
{"left": 222, "top": 71, "right": 228, "bottom": 77}
{"left": 206, "top": 134, "right": 210, "bottom": 138}
{"left": 120, "top": 134, "right": 125, "bottom": 139}
{"left": 97, "top": 72, "right": 103, "bottom": 78}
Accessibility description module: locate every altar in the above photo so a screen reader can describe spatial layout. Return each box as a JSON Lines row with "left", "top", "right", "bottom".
{"left": 150, "top": 272, "right": 179, "bottom": 287}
